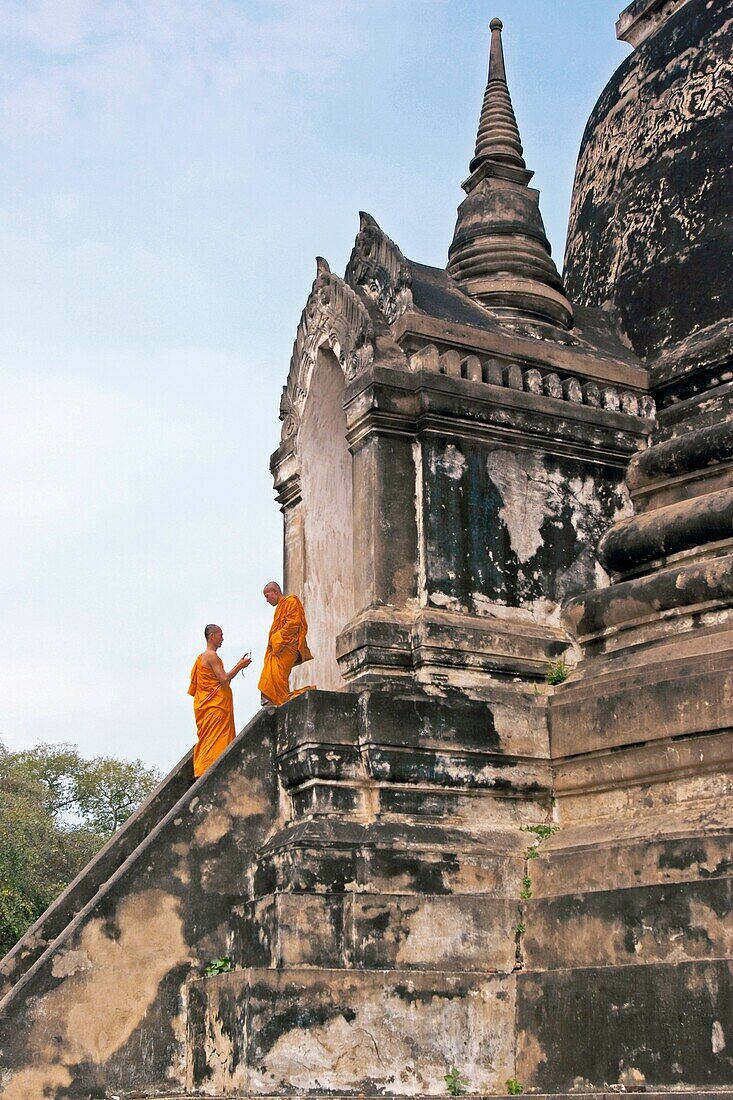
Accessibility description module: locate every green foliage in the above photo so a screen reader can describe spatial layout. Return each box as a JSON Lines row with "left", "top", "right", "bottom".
{"left": 73, "top": 757, "right": 159, "bottom": 835}
{"left": 545, "top": 656, "right": 569, "bottom": 685}
{"left": 205, "top": 955, "right": 234, "bottom": 976}
{"left": 524, "top": 846, "right": 539, "bottom": 859}
{"left": 521, "top": 823, "right": 559, "bottom": 841}
{"left": 519, "top": 874, "right": 533, "bottom": 899}
{"left": 506, "top": 1077, "right": 523, "bottom": 1095}
{"left": 515, "top": 922, "right": 526, "bottom": 936}
{"left": 0, "top": 740, "right": 161, "bottom": 958}
{"left": 444, "top": 1066, "right": 469, "bottom": 1096}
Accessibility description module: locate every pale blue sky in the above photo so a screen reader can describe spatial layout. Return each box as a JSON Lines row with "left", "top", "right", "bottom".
{"left": 0, "top": 1, "right": 629, "bottom": 771}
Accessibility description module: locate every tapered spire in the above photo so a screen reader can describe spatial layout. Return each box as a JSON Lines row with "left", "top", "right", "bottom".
{"left": 470, "top": 18, "right": 526, "bottom": 176}
{"left": 447, "top": 19, "right": 573, "bottom": 329}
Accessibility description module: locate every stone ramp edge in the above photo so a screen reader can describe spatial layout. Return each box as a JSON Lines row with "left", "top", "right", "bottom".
{"left": 0, "top": 706, "right": 269, "bottom": 1015}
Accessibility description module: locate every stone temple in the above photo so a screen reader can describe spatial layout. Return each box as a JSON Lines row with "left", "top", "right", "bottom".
{"left": 1, "top": 1, "right": 731, "bottom": 1096}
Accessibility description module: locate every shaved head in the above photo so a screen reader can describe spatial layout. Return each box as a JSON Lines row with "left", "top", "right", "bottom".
{"left": 263, "top": 581, "right": 283, "bottom": 607}
{"left": 204, "top": 623, "right": 221, "bottom": 640}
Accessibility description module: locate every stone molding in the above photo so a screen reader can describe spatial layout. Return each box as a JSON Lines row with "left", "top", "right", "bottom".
{"left": 405, "top": 341, "right": 654, "bottom": 421}
{"left": 616, "top": 0, "right": 693, "bottom": 48}
{"left": 336, "top": 603, "right": 569, "bottom": 685}
{"left": 390, "top": 312, "right": 649, "bottom": 390}
{"left": 279, "top": 257, "right": 374, "bottom": 442}
{"left": 563, "top": 552, "right": 733, "bottom": 641}
{"left": 343, "top": 368, "right": 651, "bottom": 467}
{"left": 344, "top": 211, "right": 413, "bottom": 324}
{"left": 597, "top": 485, "right": 733, "bottom": 575}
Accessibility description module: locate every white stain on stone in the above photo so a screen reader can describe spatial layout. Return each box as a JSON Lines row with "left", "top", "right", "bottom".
{"left": 471, "top": 592, "right": 562, "bottom": 627}
{"left": 51, "top": 949, "right": 92, "bottom": 979}
{"left": 712, "top": 1019, "right": 726, "bottom": 1053}
{"left": 437, "top": 444, "right": 467, "bottom": 481}
{"left": 486, "top": 450, "right": 547, "bottom": 563}
{"left": 429, "top": 591, "right": 463, "bottom": 612}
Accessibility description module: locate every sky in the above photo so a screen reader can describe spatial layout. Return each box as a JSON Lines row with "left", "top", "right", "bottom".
{"left": 0, "top": 0, "right": 630, "bottom": 773}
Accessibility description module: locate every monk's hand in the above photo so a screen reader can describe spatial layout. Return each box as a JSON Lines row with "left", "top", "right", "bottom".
{"left": 240, "top": 654, "right": 252, "bottom": 669}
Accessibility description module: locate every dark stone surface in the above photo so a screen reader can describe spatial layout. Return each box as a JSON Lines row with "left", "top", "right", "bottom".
{"left": 517, "top": 960, "right": 733, "bottom": 1088}
{"left": 422, "top": 436, "right": 626, "bottom": 610}
{"left": 564, "top": 0, "right": 732, "bottom": 364}
{"left": 597, "top": 486, "right": 733, "bottom": 575}
{"left": 524, "top": 876, "right": 732, "bottom": 969}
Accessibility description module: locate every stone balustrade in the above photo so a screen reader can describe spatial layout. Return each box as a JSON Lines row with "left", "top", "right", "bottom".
{"left": 408, "top": 342, "right": 656, "bottom": 420}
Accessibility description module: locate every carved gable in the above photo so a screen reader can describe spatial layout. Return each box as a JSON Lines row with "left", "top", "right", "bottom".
{"left": 345, "top": 211, "right": 413, "bottom": 325}
{"left": 279, "top": 258, "right": 374, "bottom": 440}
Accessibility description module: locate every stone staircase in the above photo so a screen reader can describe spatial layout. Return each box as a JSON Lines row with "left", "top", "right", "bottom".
{"left": 0, "top": 688, "right": 731, "bottom": 1097}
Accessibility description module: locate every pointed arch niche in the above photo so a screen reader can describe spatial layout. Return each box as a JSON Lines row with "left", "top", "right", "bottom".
{"left": 288, "top": 345, "right": 355, "bottom": 692}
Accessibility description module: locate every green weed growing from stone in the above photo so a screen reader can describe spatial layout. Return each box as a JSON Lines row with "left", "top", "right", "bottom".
{"left": 520, "top": 874, "right": 533, "bottom": 899}
{"left": 506, "top": 1077, "right": 524, "bottom": 1095}
{"left": 444, "top": 1065, "right": 469, "bottom": 1096}
{"left": 516, "top": 922, "right": 526, "bottom": 936}
{"left": 545, "top": 656, "right": 569, "bottom": 685}
{"left": 204, "top": 955, "right": 234, "bottom": 976}
{"left": 521, "top": 823, "right": 559, "bottom": 841}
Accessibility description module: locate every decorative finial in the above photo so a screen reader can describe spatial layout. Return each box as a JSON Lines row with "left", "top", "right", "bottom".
{"left": 487, "top": 16, "right": 507, "bottom": 85}
{"left": 315, "top": 256, "right": 331, "bottom": 277}
{"left": 468, "top": 20, "right": 521, "bottom": 172}
{"left": 446, "top": 19, "right": 573, "bottom": 328}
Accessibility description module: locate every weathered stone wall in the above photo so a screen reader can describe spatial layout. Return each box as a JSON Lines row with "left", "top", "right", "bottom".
{"left": 291, "top": 346, "right": 355, "bottom": 691}
{"left": 3, "top": 5, "right": 731, "bottom": 1094}
{"left": 564, "top": 0, "right": 732, "bottom": 363}
{"left": 421, "top": 438, "right": 625, "bottom": 623}
{"left": 0, "top": 709, "right": 281, "bottom": 1098}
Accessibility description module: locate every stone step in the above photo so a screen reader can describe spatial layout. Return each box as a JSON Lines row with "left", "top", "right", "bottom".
{"left": 145, "top": 1093, "right": 733, "bottom": 1099}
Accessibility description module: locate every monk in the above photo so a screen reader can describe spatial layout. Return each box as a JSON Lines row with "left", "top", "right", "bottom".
{"left": 188, "top": 625, "right": 251, "bottom": 777}
{"left": 258, "top": 582, "right": 315, "bottom": 706}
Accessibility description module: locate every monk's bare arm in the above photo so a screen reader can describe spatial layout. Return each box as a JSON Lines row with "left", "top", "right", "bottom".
{"left": 202, "top": 650, "right": 251, "bottom": 684}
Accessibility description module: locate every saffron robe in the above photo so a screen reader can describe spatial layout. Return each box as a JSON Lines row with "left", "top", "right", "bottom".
{"left": 258, "top": 594, "right": 315, "bottom": 706}
{"left": 188, "top": 655, "right": 236, "bottom": 777}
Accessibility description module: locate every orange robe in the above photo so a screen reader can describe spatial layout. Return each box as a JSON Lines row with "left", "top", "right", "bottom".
{"left": 258, "top": 594, "right": 315, "bottom": 706}
{"left": 188, "top": 655, "right": 236, "bottom": 777}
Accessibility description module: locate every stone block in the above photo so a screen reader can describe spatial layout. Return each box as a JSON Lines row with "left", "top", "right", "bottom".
{"left": 409, "top": 343, "right": 440, "bottom": 372}
{"left": 484, "top": 359, "right": 504, "bottom": 385}
{"left": 440, "top": 349, "right": 462, "bottom": 376}
{"left": 523, "top": 367, "right": 544, "bottom": 394}
{"left": 582, "top": 381, "right": 601, "bottom": 406}
{"left": 562, "top": 376, "right": 583, "bottom": 402}
{"left": 543, "top": 372, "right": 562, "bottom": 399}
{"left": 189, "top": 967, "right": 516, "bottom": 1094}
{"left": 523, "top": 877, "right": 732, "bottom": 970}
{"left": 505, "top": 362, "right": 523, "bottom": 389}
{"left": 601, "top": 385, "right": 620, "bottom": 411}
{"left": 517, "top": 960, "right": 733, "bottom": 1089}
{"left": 350, "top": 893, "right": 518, "bottom": 970}
{"left": 462, "top": 353, "right": 482, "bottom": 382}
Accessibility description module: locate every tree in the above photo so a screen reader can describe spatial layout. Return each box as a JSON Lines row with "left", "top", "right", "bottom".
{"left": 73, "top": 756, "right": 160, "bottom": 834}
{"left": 0, "top": 741, "right": 161, "bottom": 958}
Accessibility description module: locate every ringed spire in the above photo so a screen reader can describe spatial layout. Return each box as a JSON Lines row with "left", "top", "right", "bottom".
{"left": 447, "top": 18, "right": 573, "bottom": 329}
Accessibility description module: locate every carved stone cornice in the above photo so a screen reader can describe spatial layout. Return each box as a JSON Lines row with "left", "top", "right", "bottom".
{"left": 279, "top": 257, "right": 374, "bottom": 441}
{"left": 344, "top": 211, "right": 413, "bottom": 324}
